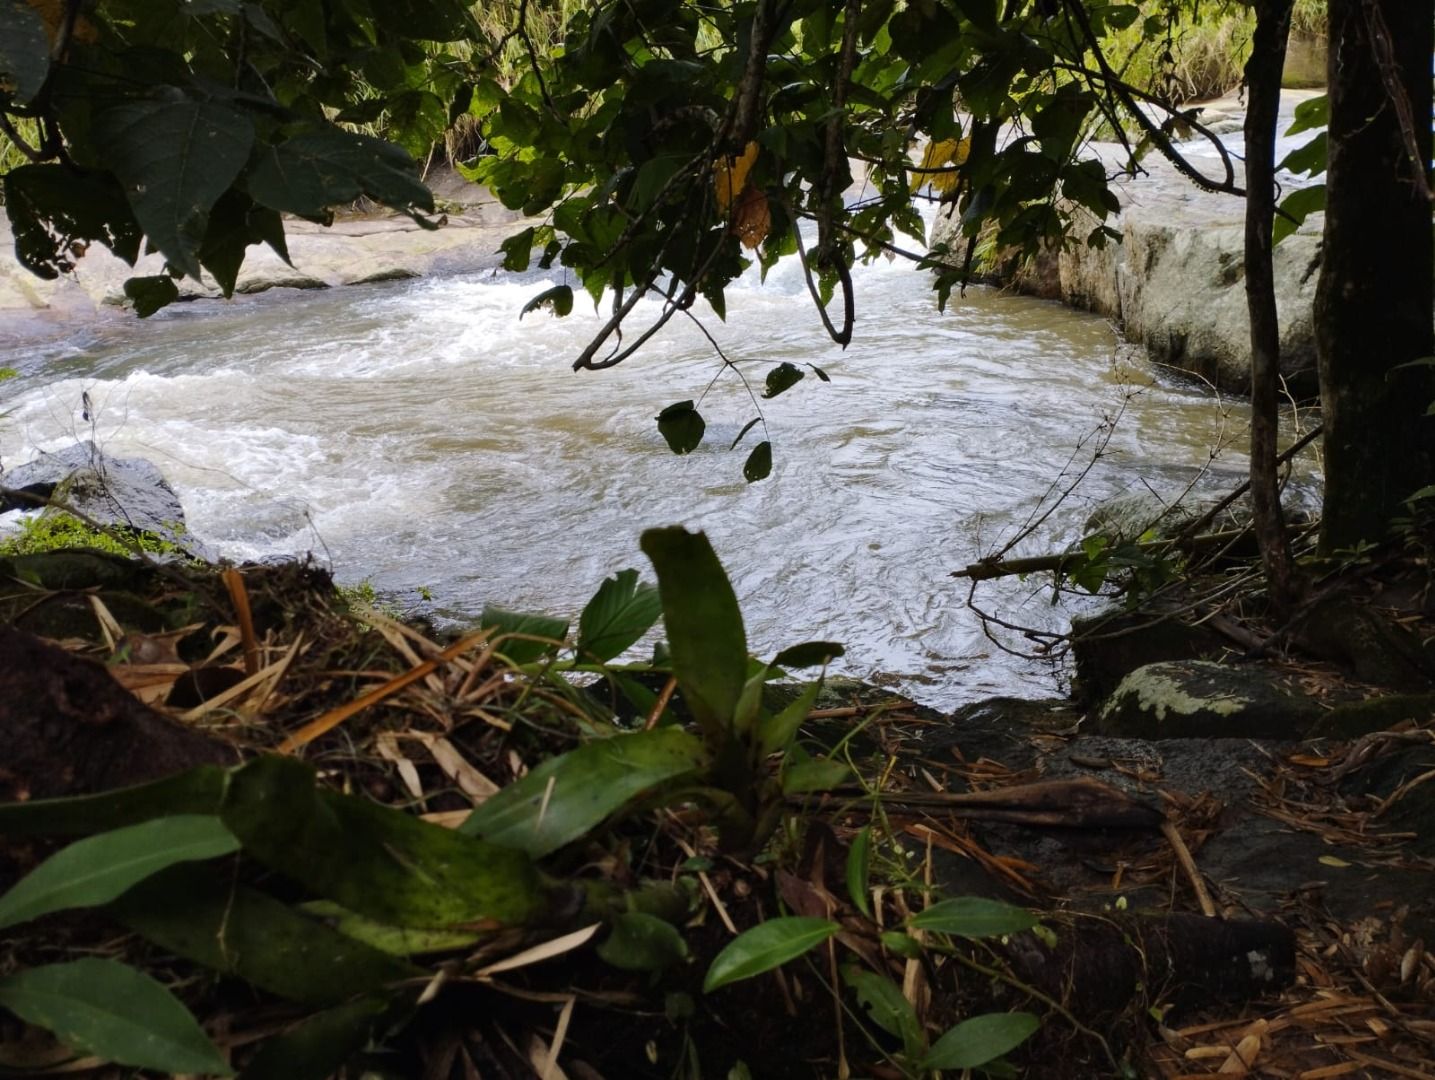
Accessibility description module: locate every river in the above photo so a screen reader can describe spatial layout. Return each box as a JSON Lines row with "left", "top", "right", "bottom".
{"left": 0, "top": 219, "right": 1264, "bottom": 707}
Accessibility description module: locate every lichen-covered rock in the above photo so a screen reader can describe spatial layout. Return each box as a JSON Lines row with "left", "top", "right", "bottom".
{"left": 1, "top": 441, "right": 212, "bottom": 559}
{"left": 1095, "top": 659, "right": 1322, "bottom": 738}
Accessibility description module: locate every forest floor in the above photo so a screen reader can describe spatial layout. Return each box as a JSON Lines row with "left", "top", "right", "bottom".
{"left": 2, "top": 540, "right": 1434, "bottom": 1079}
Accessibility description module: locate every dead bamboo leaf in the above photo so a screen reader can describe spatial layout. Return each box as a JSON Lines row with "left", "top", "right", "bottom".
{"left": 408, "top": 731, "right": 500, "bottom": 803}
{"left": 223, "top": 567, "right": 259, "bottom": 676}
{"left": 277, "top": 629, "right": 490, "bottom": 753}
{"left": 474, "top": 924, "right": 601, "bottom": 979}
{"left": 375, "top": 734, "right": 426, "bottom": 803}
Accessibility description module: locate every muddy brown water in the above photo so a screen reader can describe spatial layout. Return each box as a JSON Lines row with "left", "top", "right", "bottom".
{"left": 0, "top": 230, "right": 1285, "bottom": 706}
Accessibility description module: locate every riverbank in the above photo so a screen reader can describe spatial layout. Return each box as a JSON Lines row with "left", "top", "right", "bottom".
{"left": 0, "top": 169, "right": 528, "bottom": 349}
{"left": 932, "top": 89, "right": 1327, "bottom": 395}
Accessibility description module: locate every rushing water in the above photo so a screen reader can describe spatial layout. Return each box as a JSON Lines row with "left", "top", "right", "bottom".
{"left": 0, "top": 222, "right": 1264, "bottom": 707}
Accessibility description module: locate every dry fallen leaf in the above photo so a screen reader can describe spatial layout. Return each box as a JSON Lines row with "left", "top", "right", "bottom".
{"left": 714, "top": 141, "right": 759, "bottom": 212}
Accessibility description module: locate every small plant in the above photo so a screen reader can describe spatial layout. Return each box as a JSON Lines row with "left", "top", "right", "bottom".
{"left": 0, "top": 512, "right": 186, "bottom": 560}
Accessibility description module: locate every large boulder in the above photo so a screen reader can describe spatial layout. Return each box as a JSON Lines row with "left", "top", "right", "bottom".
{"left": 0, "top": 441, "right": 211, "bottom": 559}
{"left": 1094, "top": 659, "right": 1322, "bottom": 738}
{"left": 931, "top": 90, "right": 1327, "bottom": 395}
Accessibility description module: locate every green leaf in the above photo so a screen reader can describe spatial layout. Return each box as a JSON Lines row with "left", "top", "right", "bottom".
{"left": 461, "top": 727, "right": 706, "bottom": 857}
{"left": 729, "top": 416, "right": 763, "bottom": 451}
{"left": 93, "top": 100, "right": 255, "bottom": 280}
{"left": 519, "top": 283, "right": 574, "bottom": 318}
{"left": 880, "top": 930, "right": 923, "bottom": 959}
{"left": 781, "top": 753, "right": 850, "bottom": 794}
{"left": 1285, "top": 93, "right": 1328, "bottom": 135}
{"left": 122, "top": 275, "right": 180, "bottom": 317}
{"left": 111, "top": 867, "right": 417, "bottom": 1006}
{"left": 762, "top": 362, "right": 806, "bottom": 399}
{"left": 908, "top": 897, "right": 1037, "bottom": 938}
{"left": 843, "top": 966, "right": 923, "bottom": 1059}
{"left": 771, "top": 641, "right": 844, "bottom": 668}
{"left": 809, "top": 364, "right": 831, "bottom": 382}
{"left": 199, "top": 190, "right": 286, "bottom": 296}
{"left": 0, "top": 0, "right": 50, "bottom": 103}
{"left": 1273, "top": 184, "right": 1325, "bottom": 246}
{"left": 577, "top": 568, "right": 662, "bottom": 662}
{"left": 479, "top": 605, "right": 569, "bottom": 665}
{"left": 596, "top": 912, "right": 691, "bottom": 972}
{"left": 0, "top": 815, "right": 237, "bottom": 931}
{"left": 298, "top": 901, "right": 481, "bottom": 956}
{"left": 246, "top": 128, "right": 434, "bottom": 219}
{"left": 921, "top": 1011, "right": 1039, "bottom": 1071}
{"left": 1278, "top": 130, "right": 1326, "bottom": 177}
{"left": 657, "top": 400, "right": 706, "bottom": 455}
{"left": 237, "top": 993, "right": 414, "bottom": 1080}
{"left": 756, "top": 680, "right": 820, "bottom": 758}
{"left": 500, "top": 226, "right": 536, "bottom": 271}
{"left": 3, "top": 166, "right": 143, "bottom": 279}
{"left": 703, "top": 917, "right": 839, "bottom": 992}
{"left": 846, "top": 826, "right": 872, "bottom": 917}
{"left": 0, "top": 766, "right": 228, "bottom": 838}
{"left": 743, "top": 440, "right": 773, "bottom": 483}
{"left": 221, "top": 756, "right": 546, "bottom": 929}
{"left": 639, "top": 527, "right": 748, "bottom": 740}
{"left": 0, "top": 959, "right": 232, "bottom": 1075}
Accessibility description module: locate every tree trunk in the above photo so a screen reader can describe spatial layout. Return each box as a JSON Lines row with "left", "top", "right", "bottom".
{"left": 1315, "top": 0, "right": 1435, "bottom": 552}
{"left": 1244, "top": 0, "right": 1296, "bottom": 610}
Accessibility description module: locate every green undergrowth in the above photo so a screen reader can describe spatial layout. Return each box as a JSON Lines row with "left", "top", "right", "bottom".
{"left": 0, "top": 512, "right": 187, "bottom": 560}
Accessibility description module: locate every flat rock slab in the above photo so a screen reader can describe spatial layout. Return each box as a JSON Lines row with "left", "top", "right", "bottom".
{"left": 1095, "top": 659, "right": 1323, "bottom": 738}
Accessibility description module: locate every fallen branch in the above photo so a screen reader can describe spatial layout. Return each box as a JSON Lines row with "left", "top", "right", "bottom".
{"left": 949, "top": 528, "right": 1251, "bottom": 582}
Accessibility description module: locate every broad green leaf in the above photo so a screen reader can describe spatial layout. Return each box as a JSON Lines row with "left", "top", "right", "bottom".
{"left": 461, "top": 727, "right": 706, "bottom": 856}
{"left": 479, "top": 605, "right": 569, "bottom": 665}
{"left": 703, "top": 917, "right": 839, "bottom": 992}
{"left": 123, "top": 275, "right": 179, "bottom": 318}
{"left": 111, "top": 866, "right": 417, "bottom": 1005}
{"left": 93, "top": 100, "right": 255, "bottom": 280}
{"left": 639, "top": 527, "right": 748, "bottom": 739}
{"left": 1278, "top": 130, "right": 1326, "bottom": 177}
{"left": 781, "top": 754, "right": 850, "bottom": 794}
{"left": 520, "top": 283, "right": 574, "bottom": 318}
{"left": 0, "top": 0, "right": 49, "bottom": 103}
{"left": 921, "top": 1011, "right": 1039, "bottom": 1071}
{"left": 756, "top": 680, "right": 820, "bottom": 758}
{"left": 500, "top": 226, "right": 535, "bottom": 271}
{"left": 221, "top": 756, "right": 546, "bottom": 928}
{"left": 1273, "top": 184, "right": 1325, "bottom": 245}
{"left": 762, "top": 362, "right": 805, "bottom": 399}
{"left": 743, "top": 440, "right": 773, "bottom": 482}
{"left": 1285, "top": 93, "right": 1328, "bottom": 136}
{"left": 299, "top": 901, "right": 482, "bottom": 955}
{"left": 0, "top": 766, "right": 228, "bottom": 837}
{"left": 908, "top": 897, "right": 1037, "bottom": 938}
{"left": 0, "top": 959, "right": 231, "bottom": 1075}
{"left": 596, "top": 912, "right": 691, "bottom": 972}
{"left": 771, "top": 641, "right": 844, "bottom": 668}
{"left": 656, "top": 401, "right": 706, "bottom": 455}
{"left": 246, "top": 129, "right": 434, "bottom": 219}
{"left": 199, "top": 190, "right": 287, "bottom": 296}
{"left": 3, "top": 166, "right": 143, "bottom": 279}
{"left": 577, "top": 568, "right": 662, "bottom": 662}
{"left": 0, "top": 815, "right": 237, "bottom": 930}
{"left": 846, "top": 826, "right": 872, "bottom": 917}
{"left": 238, "top": 993, "right": 414, "bottom": 1080}
{"left": 809, "top": 363, "right": 831, "bottom": 382}
{"left": 842, "top": 966, "right": 923, "bottom": 1059}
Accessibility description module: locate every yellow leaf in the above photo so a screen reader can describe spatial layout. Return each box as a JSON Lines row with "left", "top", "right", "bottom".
{"left": 1318, "top": 855, "right": 1351, "bottom": 868}
{"left": 714, "top": 141, "right": 760, "bottom": 213}
{"left": 912, "top": 136, "right": 971, "bottom": 197}
{"left": 731, "top": 187, "right": 770, "bottom": 249}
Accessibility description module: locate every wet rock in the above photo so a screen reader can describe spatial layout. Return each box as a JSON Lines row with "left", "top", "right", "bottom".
{"left": 931, "top": 90, "right": 1327, "bottom": 394}
{"left": 1071, "top": 608, "right": 1232, "bottom": 706}
{"left": 1, "top": 441, "right": 212, "bottom": 559}
{"left": 1095, "top": 659, "right": 1322, "bottom": 738}
{"left": 1292, "top": 596, "right": 1435, "bottom": 692}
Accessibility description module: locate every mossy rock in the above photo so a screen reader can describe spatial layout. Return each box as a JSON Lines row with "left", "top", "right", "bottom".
{"left": 1071, "top": 607, "right": 1231, "bottom": 706}
{"left": 1310, "top": 693, "right": 1435, "bottom": 739}
{"left": 1095, "top": 660, "right": 1323, "bottom": 738}
{"left": 0, "top": 550, "right": 156, "bottom": 592}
